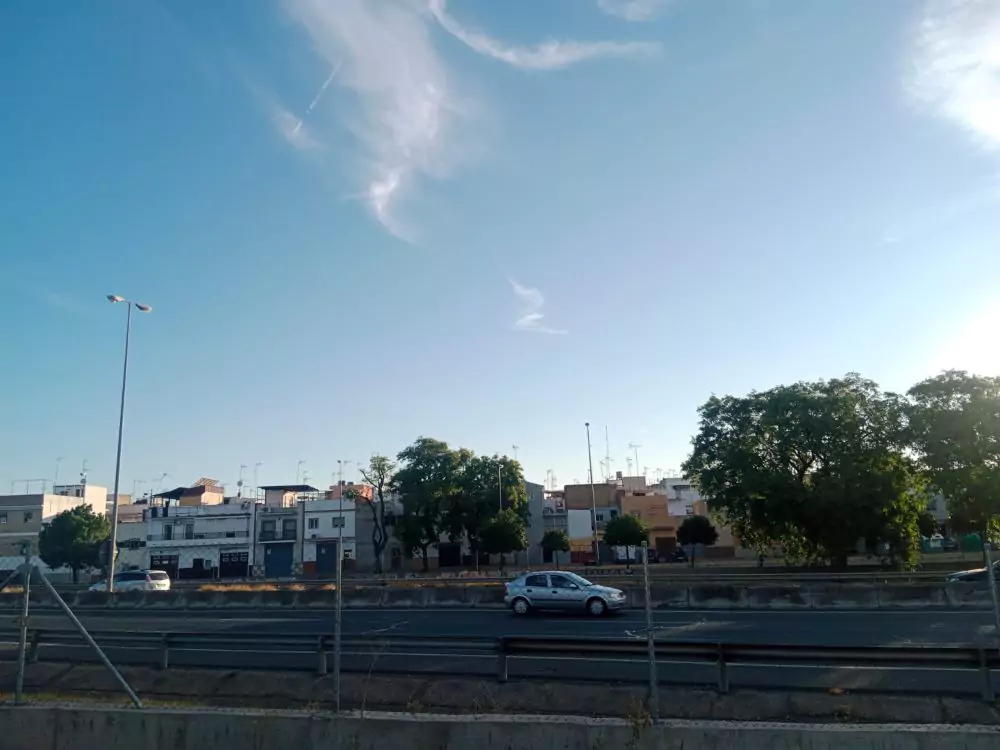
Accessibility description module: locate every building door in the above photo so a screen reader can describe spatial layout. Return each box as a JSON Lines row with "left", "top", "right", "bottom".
{"left": 316, "top": 542, "right": 338, "bottom": 577}
{"left": 219, "top": 551, "right": 249, "bottom": 579}
{"left": 264, "top": 544, "right": 294, "bottom": 578}
{"left": 655, "top": 536, "right": 676, "bottom": 561}
{"left": 150, "top": 554, "right": 179, "bottom": 580}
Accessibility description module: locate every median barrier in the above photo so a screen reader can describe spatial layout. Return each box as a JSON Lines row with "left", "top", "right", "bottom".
{"left": 290, "top": 589, "right": 336, "bottom": 608}
{"left": 810, "top": 584, "right": 879, "bottom": 610}
{"left": 380, "top": 587, "right": 430, "bottom": 608}
{"left": 745, "top": 585, "right": 810, "bottom": 610}
{"left": 688, "top": 584, "right": 748, "bottom": 609}
{"left": 947, "top": 583, "right": 994, "bottom": 609}
{"left": 469, "top": 586, "right": 507, "bottom": 608}
{"left": 342, "top": 587, "right": 384, "bottom": 609}
{"left": 877, "top": 584, "right": 947, "bottom": 609}
{"left": 72, "top": 590, "right": 111, "bottom": 608}
{"left": 181, "top": 590, "right": 228, "bottom": 609}
{"left": 423, "top": 586, "right": 472, "bottom": 608}
{"left": 642, "top": 585, "right": 689, "bottom": 609}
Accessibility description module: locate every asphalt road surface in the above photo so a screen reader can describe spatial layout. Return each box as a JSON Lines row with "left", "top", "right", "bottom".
{"left": 4, "top": 607, "right": 995, "bottom": 647}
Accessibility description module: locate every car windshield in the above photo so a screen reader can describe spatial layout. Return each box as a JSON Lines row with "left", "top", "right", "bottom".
{"left": 147, "top": 571, "right": 169, "bottom": 580}
{"left": 564, "top": 573, "right": 592, "bottom": 587}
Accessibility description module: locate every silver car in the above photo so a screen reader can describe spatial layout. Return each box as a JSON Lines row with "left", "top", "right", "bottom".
{"left": 504, "top": 571, "right": 628, "bottom": 616}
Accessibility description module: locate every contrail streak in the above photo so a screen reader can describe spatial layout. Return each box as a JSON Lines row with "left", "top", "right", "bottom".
{"left": 305, "top": 60, "right": 342, "bottom": 115}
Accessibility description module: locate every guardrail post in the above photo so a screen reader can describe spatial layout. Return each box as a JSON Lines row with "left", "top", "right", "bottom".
{"left": 28, "top": 630, "right": 41, "bottom": 664}
{"left": 979, "top": 648, "right": 995, "bottom": 702}
{"left": 496, "top": 638, "right": 508, "bottom": 683}
{"left": 717, "top": 643, "right": 729, "bottom": 694}
{"left": 159, "top": 633, "right": 170, "bottom": 670}
{"left": 317, "top": 635, "right": 328, "bottom": 676}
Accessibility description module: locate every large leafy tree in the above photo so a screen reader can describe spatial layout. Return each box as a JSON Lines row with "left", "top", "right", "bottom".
{"left": 540, "top": 529, "right": 570, "bottom": 569}
{"left": 478, "top": 507, "right": 527, "bottom": 570}
{"left": 392, "top": 437, "right": 466, "bottom": 571}
{"left": 445, "top": 454, "right": 528, "bottom": 562}
{"left": 676, "top": 515, "right": 719, "bottom": 567}
{"left": 683, "top": 373, "right": 926, "bottom": 568}
{"left": 358, "top": 454, "right": 396, "bottom": 575}
{"left": 38, "top": 505, "right": 110, "bottom": 583}
{"left": 603, "top": 514, "right": 649, "bottom": 570}
{"left": 907, "top": 371, "right": 1000, "bottom": 541}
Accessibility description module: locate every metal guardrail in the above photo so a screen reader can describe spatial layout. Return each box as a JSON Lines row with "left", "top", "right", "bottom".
{"left": 1, "top": 629, "right": 998, "bottom": 701}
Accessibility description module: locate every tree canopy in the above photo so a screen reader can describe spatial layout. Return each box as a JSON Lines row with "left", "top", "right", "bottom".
{"left": 603, "top": 514, "right": 649, "bottom": 568}
{"left": 676, "top": 515, "right": 718, "bottom": 567}
{"left": 907, "top": 371, "right": 1000, "bottom": 537}
{"left": 683, "top": 373, "right": 926, "bottom": 568}
{"left": 540, "top": 529, "right": 570, "bottom": 568}
{"left": 391, "top": 436, "right": 529, "bottom": 571}
{"left": 478, "top": 507, "right": 527, "bottom": 567}
{"left": 38, "top": 505, "right": 110, "bottom": 583}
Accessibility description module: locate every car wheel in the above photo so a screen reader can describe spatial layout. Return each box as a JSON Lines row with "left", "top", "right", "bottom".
{"left": 511, "top": 597, "right": 531, "bottom": 616}
{"left": 587, "top": 597, "right": 607, "bottom": 617}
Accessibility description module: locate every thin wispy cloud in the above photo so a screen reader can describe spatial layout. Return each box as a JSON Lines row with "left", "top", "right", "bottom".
{"left": 275, "top": 0, "right": 658, "bottom": 238}
{"left": 911, "top": 0, "right": 1000, "bottom": 149}
{"left": 509, "top": 279, "right": 566, "bottom": 335}
{"left": 429, "top": 0, "right": 660, "bottom": 70}
{"left": 597, "top": 0, "right": 671, "bottom": 22}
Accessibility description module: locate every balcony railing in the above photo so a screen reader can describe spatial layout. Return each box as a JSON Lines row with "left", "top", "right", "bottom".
{"left": 259, "top": 530, "right": 296, "bottom": 542}
{"left": 147, "top": 531, "right": 250, "bottom": 542}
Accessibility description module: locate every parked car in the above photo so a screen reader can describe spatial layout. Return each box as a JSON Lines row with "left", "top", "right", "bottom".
{"left": 89, "top": 569, "right": 171, "bottom": 592}
{"left": 941, "top": 537, "right": 959, "bottom": 552}
{"left": 504, "top": 571, "right": 627, "bottom": 616}
{"left": 946, "top": 562, "right": 1000, "bottom": 583}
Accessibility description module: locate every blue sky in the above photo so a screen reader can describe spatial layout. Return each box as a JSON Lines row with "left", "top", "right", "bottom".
{"left": 2, "top": 0, "right": 999, "bottom": 496}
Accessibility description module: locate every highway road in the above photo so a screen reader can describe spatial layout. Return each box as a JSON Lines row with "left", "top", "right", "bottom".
{"left": 4, "top": 607, "right": 995, "bottom": 647}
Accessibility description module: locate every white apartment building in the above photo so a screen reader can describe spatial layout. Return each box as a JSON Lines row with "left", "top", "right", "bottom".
{"left": 302, "top": 498, "right": 356, "bottom": 577}
{"left": 145, "top": 502, "right": 253, "bottom": 580}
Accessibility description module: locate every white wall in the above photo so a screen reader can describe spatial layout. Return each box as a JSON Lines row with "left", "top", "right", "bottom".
{"left": 302, "top": 499, "right": 356, "bottom": 540}
{"left": 567, "top": 509, "right": 593, "bottom": 541}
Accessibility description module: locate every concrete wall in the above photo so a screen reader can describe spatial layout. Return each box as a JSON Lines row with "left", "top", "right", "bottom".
{"left": 3, "top": 705, "right": 998, "bottom": 750}
{"left": 2, "top": 581, "right": 997, "bottom": 612}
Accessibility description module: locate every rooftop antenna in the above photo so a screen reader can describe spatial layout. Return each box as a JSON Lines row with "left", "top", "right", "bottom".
{"left": 512, "top": 445, "right": 519, "bottom": 462}
{"left": 238, "top": 464, "right": 247, "bottom": 499}
{"left": 604, "top": 426, "right": 611, "bottom": 482}
{"left": 643, "top": 466, "right": 650, "bottom": 481}
{"left": 54, "top": 457, "right": 65, "bottom": 489}
{"left": 80, "top": 459, "right": 89, "bottom": 485}
{"left": 628, "top": 443, "right": 641, "bottom": 476}
{"left": 625, "top": 457, "right": 633, "bottom": 475}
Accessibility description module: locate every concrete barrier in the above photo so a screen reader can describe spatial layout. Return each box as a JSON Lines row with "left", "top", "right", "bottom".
{"left": 293, "top": 589, "right": 338, "bottom": 608}
{"left": 745, "top": 585, "right": 810, "bottom": 610}
{"left": 642, "top": 585, "right": 689, "bottom": 609}
{"left": 810, "top": 585, "right": 879, "bottom": 610}
{"left": 688, "top": 584, "right": 748, "bottom": 609}
{"left": 424, "top": 586, "right": 472, "bottom": 608}
{"left": 947, "top": 583, "right": 994, "bottom": 609}
{"left": 877, "top": 584, "right": 947, "bottom": 609}
{"left": 470, "top": 586, "right": 507, "bottom": 608}
{"left": 4, "top": 705, "right": 1000, "bottom": 750}
{"left": 380, "top": 587, "right": 429, "bottom": 608}
{"left": 341, "top": 587, "right": 384, "bottom": 609}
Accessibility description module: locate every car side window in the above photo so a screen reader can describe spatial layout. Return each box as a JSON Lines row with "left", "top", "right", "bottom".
{"left": 549, "top": 575, "right": 576, "bottom": 589}
{"left": 524, "top": 574, "right": 548, "bottom": 588}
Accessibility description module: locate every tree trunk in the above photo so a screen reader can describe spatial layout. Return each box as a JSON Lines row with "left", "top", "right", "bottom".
{"left": 690, "top": 546, "right": 696, "bottom": 568}
{"left": 421, "top": 546, "right": 429, "bottom": 572}
{"left": 72, "top": 566, "right": 79, "bottom": 584}
{"left": 555, "top": 551, "right": 559, "bottom": 570}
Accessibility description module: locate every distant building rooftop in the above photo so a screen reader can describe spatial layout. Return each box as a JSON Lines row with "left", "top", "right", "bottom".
{"left": 258, "top": 484, "right": 320, "bottom": 493}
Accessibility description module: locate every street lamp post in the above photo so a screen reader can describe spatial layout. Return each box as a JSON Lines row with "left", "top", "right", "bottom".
{"left": 106, "top": 294, "right": 151, "bottom": 593}
{"left": 498, "top": 460, "right": 503, "bottom": 510}
{"left": 585, "top": 422, "right": 599, "bottom": 564}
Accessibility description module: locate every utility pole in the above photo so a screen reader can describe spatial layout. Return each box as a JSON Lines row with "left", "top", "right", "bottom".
{"left": 585, "top": 422, "right": 599, "bottom": 564}
{"left": 498, "top": 459, "right": 503, "bottom": 510}
{"left": 628, "top": 443, "right": 641, "bottom": 478}
{"left": 296, "top": 460, "right": 306, "bottom": 485}
{"left": 53, "top": 457, "right": 64, "bottom": 490}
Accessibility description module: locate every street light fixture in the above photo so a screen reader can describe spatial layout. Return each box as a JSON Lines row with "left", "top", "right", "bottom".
{"left": 106, "top": 294, "right": 151, "bottom": 593}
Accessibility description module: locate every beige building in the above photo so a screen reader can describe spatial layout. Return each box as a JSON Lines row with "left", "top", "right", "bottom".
{"left": 0, "top": 485, "right": 107, "bottom": 566}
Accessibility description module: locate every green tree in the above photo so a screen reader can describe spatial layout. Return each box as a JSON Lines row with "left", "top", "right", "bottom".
{"left": 445, "top": 454, "right": 528, "bottom": 564}
{"left": 540, "top": 529, "right": 570, "bottom": 569}
{"left": 602, "top": 514, "right": 649, "bottom": 570}
{"left": 38, "top": 505, "right": 110, "bottom": 583}
{"left": 479, "top": 507, "right": 527, "bottom": 571}
{"left": 676, "top": 515, "right": 719, "bottom": 567}
{"left": 907, "top": 371, "right": 1000, "bottom": 548}
{"left": 683, "top": 373, "right": 926, "bottom": 569}
{"left": 392, "top": 437, "right": 465, "bottom": 571}
{"left": 358, "top": 454, "right": 396, "bottom": 575}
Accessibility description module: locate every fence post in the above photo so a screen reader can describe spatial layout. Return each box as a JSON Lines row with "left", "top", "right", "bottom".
{"left": 641, "top": 541, "right": 660, "bottom": 723}
{"left": 317, "top": 635, "right": 328, "bottom": 676}
{"left": 28, "top": 630, "right": 41, "bottom": 664}
{"left": 496, "top": 638, "right": 508, "bottom": 683}
{"left": 979, "top": 648, "right": 995, "bottom": 702}
{"left": 717, "top": 643, "right": 729, "bottom": 694}
{"left": 159, "top": 633, "right": 170, "bottom": 670}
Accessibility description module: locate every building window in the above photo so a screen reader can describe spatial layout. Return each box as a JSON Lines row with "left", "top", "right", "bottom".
{"left": 308, "top": 518, "right": 319, "bottom": 530}
{"left": 595, "top": 513, "right": 604, "bottom": 522}
{"left": 23, "top": 512, "right": 33, "bottom": 523}
{"left": 184, "top": 524, "right": 194, "bottom": 540}
{"left": 685, "top": 505, "right": 694, "bottom": 516}
{"left": 261, "top": 520, "right": 276, "bottom": 532}
{"left": 610, "top": 509, "right": 619, "bottom": 518}
{"left": 163, "top": 525, "right": 173, "bottom": 540}
{"left": 332, "top": 517, "right": 345, "bottom": 528}
{"left": 282, "top": 520, "right": 296, "bottom": 537}
{"left": 0, "top": 513, "right": 6, "bottom": 524}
